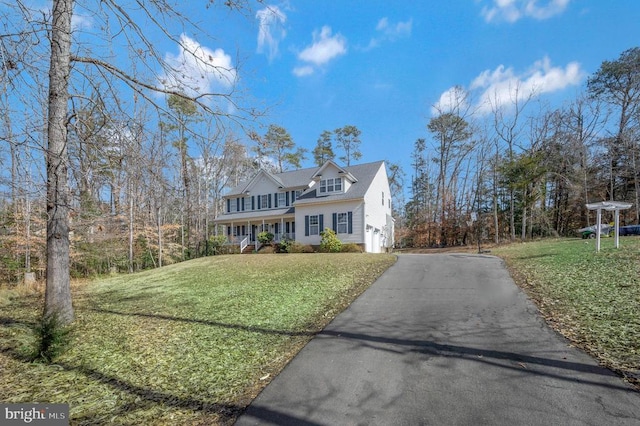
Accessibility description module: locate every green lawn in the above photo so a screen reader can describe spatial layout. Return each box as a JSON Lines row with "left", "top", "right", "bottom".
{"left": 493, "top": 237, "right": 640, "bottom": 385}
{"left": 0, "top": 253, "right": 396, "bottom": 425}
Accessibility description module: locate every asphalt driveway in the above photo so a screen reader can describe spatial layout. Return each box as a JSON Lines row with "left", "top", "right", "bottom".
{"left": 235, "top": 253, "right": 640, "bottom": 425}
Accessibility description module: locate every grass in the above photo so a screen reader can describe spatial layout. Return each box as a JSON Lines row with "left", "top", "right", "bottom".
{"left": 493, "top": 237, "right": 640, "bottom": 386}
{"left": 0, "top": 253, "right": 396, "bottom": 425}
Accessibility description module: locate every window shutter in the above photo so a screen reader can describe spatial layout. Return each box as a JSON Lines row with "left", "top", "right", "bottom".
{"left": 226, "top": 199, "right": 230, "bottom": 213}
{"left": 319, "top": 214, "right": 324, "bottom": 231}
{"left": 292, "top": 190, "right": 296, "bottom": 202}
{"left": 241, "top": 198, "right": 245, "bottom": 211}
{"left": 268, "top": 194, "right": 272, "bottom": 209}
{"left": 305, "top": 215, "right": 310, "bottom": 236}
{"left": 286, "top": 191, "right": 290, "bottom": 206}
{"left": 332, "top": 213, "right": 337, "bottom": 232}
{"left": 251, "top": 196, "right": 255, "bottom": 210}
{"left": 274, "top": 193, "right": 278, "bottom": 208}
{"left": 286, "top": 222, "right": 290, "bottom": 234}
{"left": 236, "top": 198, "right": 240, "bottom": 211}
{"left": 348, "top": 211, "right": 353, "bottom": 234}
{"left": 257, "top": 195, "right": 261, "bottom": 210}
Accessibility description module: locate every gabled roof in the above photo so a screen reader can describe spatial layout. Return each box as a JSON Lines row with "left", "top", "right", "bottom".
{"left": 224, "top": 160, "right": 385, "bottom": 200}
{"left": 311, "top": 160, "right": 358, "bottom": 183}
{"left": 295, "top": 161, "right": 385, "bottom": 205}
{"left": 235, "top": 169, "right": 285, "bottom": 194}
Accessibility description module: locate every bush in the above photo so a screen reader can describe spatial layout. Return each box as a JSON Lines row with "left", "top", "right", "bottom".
{"left": 207, "top": 235, "right": 229, "bottom": 255}
{"left": 276, "top": 238, "right": 292, "bottom": 253}
{"left": 341, "top": 243, "right": 363, "bottom": 253}
{"left": 320, "top": 228, "right": 342, "bottom": 253}
{"left": 32, "top": 312, "right": 73, "bottom": 363}
{"left": 257, "top": 231, "right": 274, "bottom": 245}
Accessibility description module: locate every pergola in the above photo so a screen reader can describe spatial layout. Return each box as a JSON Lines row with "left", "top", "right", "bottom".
{"left": 586, "top": 201, "right": 633, "bottom": 252}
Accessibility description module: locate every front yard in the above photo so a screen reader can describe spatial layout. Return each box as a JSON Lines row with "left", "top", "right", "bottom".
{"left": 0, "top": 253, "right": 396, "bottom": 425}
{"left": 494, "top": 237, "right": 640, "bottom": 387}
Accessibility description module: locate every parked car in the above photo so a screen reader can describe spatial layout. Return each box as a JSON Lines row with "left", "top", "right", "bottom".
{"left": 578, "top": 224, "right": 611, "bottom": 239}
{"left": 619, "top": 225, "right": 640, "bottom": 236}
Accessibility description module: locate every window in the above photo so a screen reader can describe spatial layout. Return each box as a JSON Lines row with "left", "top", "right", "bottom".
{"left": 309, "top": 215, "right": 319, "bottom": 235}
{"left": 335, "top": 178, "right": 342, "bottom": 191}
{"left": 229, "top": 198, "right": 237, "bottom": 213}
{"left": 337, "top": 213, "right": 348, "bottom": 234}
{"left": 319, "top": 177, "right": 342, "bottom": 194}
{"left": 295, "top": 190, "right": 302, "bottom": 200}
{"left": 244, "top": 197, "right": 251, "bottom": 211}
{"left": 261, "top": 194, "right": 269, "bottom": 209}
{"left": 278, "top": 192, "right": 286, "bottom": 207}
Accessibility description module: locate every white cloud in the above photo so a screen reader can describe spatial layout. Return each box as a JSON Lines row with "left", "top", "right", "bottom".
{"left": 292, "top": 65, "right": 314, "bottom": 77}
{"left": 256, "top": 5, "right": 287, "bottom": 62}
{"left": 71, "top": 13, "right": 94, "bottom": 31}
{"left": 481, "top": 0, "right": 570, "bottom": 23}
{"left": 160, "top": 34, "right": 237, "bottom": 97}
{"left": 376, "top": 17, "right": 413, "bottom": 39}
{"left": 293, "top": 26, "right": 346, "bottom": 76}
{"left": 431, "top": 86, "right": 470, "bottom": 115}
{"left": 434, "top": 56, "right": 584, "bottom": 115}
{"left": 364, "top": 17, "right": 413, "bottom": 51}
{"left": 298, "top": 26, "right": 346, "bottom": 65}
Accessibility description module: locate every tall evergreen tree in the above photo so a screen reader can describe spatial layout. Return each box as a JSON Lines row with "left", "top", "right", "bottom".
{"left": 313, "top": 130, "right": 335, "bottom": 166}
{"left": 334, "top": 125, "right": 362, "bottom": 166}
{"left": 253, "top": 124, "right": 307, "bottom": 172}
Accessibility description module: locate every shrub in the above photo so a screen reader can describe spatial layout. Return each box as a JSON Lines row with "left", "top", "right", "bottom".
{"left": 341, "top": 243, "right": 363, "bottom": 253}
{"left": 320, "top": 228, "right": 342, "bottom": 253}
{"left": 257, "top": 231, "right": 274, "bottom": 245}
{"left": 207, "top": 235, "right": 229, "bottom": 255}
{"left": 32, "top": 312, "right": 73, "bottom": 363}
{"left": 276, "top": 238, "right": 292, "bottom": 253}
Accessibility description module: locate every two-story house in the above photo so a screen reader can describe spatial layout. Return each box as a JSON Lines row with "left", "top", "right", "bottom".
{"left": 214, "top": 160, "right": 394, "bottom": 253}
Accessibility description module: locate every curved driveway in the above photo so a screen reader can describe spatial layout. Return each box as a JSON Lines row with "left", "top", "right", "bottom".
{"left": 236, "top": 253, "right": 640, "bottom": 425}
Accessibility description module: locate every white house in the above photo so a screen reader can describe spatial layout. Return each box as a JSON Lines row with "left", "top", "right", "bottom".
{"left": 214, "top": 160, "right": 394, "bottom": 253}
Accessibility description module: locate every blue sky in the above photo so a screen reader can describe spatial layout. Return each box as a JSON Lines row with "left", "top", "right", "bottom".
{"left": 197, "top": 0, "right": 640, "bottom": 171}
{"left": 35, "top": 1, "right": 640, "bottom": 175}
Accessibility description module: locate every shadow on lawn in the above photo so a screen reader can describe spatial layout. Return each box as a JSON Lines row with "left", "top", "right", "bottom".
{"left": 88, "top": 307, "right": 318, "bottom": 337}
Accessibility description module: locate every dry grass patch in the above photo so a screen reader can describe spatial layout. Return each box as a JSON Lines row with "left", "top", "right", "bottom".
{"left": 0, "top": 253, "right": 395, "bottom": 425}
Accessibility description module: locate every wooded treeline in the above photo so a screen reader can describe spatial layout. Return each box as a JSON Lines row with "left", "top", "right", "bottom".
{"left": 401, "top": 47, "right": 640, "bottom": 248}
{"left": 1, "top": 0, "right": 639, "bottom": 286}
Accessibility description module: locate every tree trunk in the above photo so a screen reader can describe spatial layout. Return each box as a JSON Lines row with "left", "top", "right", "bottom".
{"left": 44, "top": 0, "right": 74, "bottom": 324}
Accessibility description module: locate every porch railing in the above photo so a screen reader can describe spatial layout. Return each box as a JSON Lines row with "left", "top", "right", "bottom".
{"left": 240, "top": 236, "right": 249, "bottom": 253}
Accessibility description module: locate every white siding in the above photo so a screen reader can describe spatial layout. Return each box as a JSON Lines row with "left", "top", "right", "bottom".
{"left": 295, "top": 200, "right": 364, "bottom": 246}
{"left": 362, "top": 163, "right": 394, "bottom": 252}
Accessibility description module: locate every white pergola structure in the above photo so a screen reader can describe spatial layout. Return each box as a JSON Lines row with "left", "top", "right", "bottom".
{"left": 586, "top": 201, "right": 633, "bottom": 252}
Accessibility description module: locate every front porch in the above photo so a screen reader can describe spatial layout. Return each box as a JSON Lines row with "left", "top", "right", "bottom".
{"left": 218, "top": 217, "right": 297, "bottom": 252}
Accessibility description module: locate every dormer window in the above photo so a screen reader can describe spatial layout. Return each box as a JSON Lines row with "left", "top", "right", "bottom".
{"left": 319, "top": 177, "right": 342, "bottom": 194}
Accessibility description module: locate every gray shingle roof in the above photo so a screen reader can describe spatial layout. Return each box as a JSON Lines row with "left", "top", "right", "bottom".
{"left": 225, "top": 160, "right": 385, "bottom": 201}
{"left": 294, "top": 161, "right": 384, "bottom": 205}
{"left": 226, "top": 167, "right": 314, "bottom": 196}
